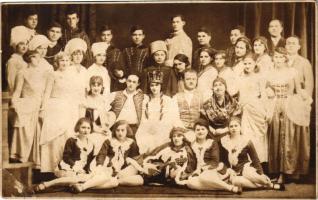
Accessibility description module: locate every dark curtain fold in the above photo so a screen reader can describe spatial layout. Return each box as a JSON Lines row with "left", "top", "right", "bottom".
{"left": 240, "top": 2, "right": 314, "bottom": 62}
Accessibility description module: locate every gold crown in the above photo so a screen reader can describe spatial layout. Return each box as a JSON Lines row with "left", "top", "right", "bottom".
{"left": 148, "top": 70, "right": 163, "bottom": 83}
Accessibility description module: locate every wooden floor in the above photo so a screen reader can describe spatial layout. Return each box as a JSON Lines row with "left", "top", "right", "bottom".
{"left": 33, "top": 183, "right": 316, "bottom": 199}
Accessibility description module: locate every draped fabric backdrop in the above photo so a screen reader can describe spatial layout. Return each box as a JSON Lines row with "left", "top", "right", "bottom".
{"left": 1, "top": 2, "right": 316, "bottom": 166}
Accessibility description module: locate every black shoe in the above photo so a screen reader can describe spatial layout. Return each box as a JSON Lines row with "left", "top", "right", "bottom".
{"left": 69, "top": 184, "right": 83, "bottom": 194}
{"left": 278, "top": 183, "right": 285, "bottom": 191}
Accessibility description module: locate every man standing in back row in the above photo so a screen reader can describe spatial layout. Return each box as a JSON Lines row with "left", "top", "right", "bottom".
{"left": 123, "top": 25, "right": 150, "bottom": 76}
{"left": 267, "top": 19, "right": 286, "bottom": 56}
{"left": 165, "top": 14, "right": 192, "bottom": 67}
{"left": 62, "top": 7, "right": 92, "bottom": 67}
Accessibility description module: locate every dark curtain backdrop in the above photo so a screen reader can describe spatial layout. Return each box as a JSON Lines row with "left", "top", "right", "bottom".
{"left": 1, "top": 1, "right": 316, "bottom": 171}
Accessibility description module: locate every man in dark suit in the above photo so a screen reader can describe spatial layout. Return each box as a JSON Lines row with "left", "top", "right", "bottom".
{"left": 62, "top": 6, "right": 92, "bottom": 67}
{"left": 267, "top": 19, "right": 286, "bottom": 56}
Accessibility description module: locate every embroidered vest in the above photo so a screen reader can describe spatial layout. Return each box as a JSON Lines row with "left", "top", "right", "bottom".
{"left": 176, "top": 90, "right": 202, "bottom": 129}
{"left": 111, "top": 90, "right": 144, "bottom": 123}
{"left": 124, "top": 46, "right": 149, "bottom": 74}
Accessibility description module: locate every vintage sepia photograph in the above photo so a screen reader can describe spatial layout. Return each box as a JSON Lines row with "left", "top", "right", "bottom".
{"left": 1, "top": 1, "right": 316, "bottom": 199}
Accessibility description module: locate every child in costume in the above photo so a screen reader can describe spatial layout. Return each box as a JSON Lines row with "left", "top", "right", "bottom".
{"left": 34, "top": 118, "right": 95, "bottom": 192}
{"left": 70, "top": 120, "right": 139, "bottom": 192}
{"left": 177, "top": 119, "right": 242, "bottom": 194}
{"left": 84, "top": 76, "right": 116, "bottom": 153}
{"left": 127, "top": 127, "right": 196, "bottom": 186}
{"left": 87, "top": 42, "right": 111, "bottom": 96}
{"left": 98, "top": 25, "right": 126, "bottom": 92}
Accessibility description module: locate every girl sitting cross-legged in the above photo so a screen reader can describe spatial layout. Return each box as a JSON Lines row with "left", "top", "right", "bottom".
{"left": 70, "top": 120, "right": 139, "bottom": 193}
{"left": 221, "top": 116, "right": 285, "bottom": 191}
{"left": 34, "top": 118, "right": 95, "bottom": 192}
{"left": 176, "top": 118, "right": 242, "bottom": 194}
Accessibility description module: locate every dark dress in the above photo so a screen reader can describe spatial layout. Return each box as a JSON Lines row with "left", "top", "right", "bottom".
{"left": 95, "top": 138, "right": 139, "bottom": 174}
{"left": 192, "top": 138, "right": 227, "bottom": 174}
{"left": 221, "top": 136, "right": 264, "bottom": 175}
{"left": 57, "top": 137, "right": 95, "bottom": 174}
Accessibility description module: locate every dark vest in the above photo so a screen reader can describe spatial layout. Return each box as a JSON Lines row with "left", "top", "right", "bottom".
{"left": 111, "top": 89, "right": 144, "bottom": 124}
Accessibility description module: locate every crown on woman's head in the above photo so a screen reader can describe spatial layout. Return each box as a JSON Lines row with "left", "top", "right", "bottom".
{"left": 148, "top": 70, "right": 163, "bottom": 84}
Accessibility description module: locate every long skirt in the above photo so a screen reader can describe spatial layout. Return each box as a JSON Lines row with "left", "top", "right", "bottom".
{"left": 268, "top": 99, "right": 310, "bottom": 175}
{"left": 40, "top": 133, "right": 69, "bottom": 172}
{"left": 241, "top": 98, "right": 268, "bottom": 163}
{"left": 40, "top": 98, "right": 79, "bottom": 172}
{"left": 135, "top": 120, "right": 172, "bottom": 155}
{"left": 10, "top": 98, "right": 41, "bottom": 167}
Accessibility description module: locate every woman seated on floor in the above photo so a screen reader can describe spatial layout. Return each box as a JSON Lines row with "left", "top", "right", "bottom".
{"left": 221, "top": 116, "right": 285, "bottom": 191}
{"left": 70, "top": 120, "right": 140, "bottom": 193}
{"left": 34, "top": 118, "right": 96, "bottom": 192}
{"left": 175, "top": 119, "right": 242, "bottom": 194}
{"left": 120, "top": 127, "right": 196, "bottom": 186}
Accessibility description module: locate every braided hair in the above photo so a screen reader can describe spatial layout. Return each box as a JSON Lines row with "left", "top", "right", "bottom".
{"left": 145, "top": 92, "right": 164, "bottom": 121}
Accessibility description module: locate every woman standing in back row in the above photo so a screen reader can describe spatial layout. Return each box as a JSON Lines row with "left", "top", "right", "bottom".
{"left": 40, "top": 52, "right": 81, "bottom": 173}
{"left": 267, "top": 47, "right": 311, "bottom": 184}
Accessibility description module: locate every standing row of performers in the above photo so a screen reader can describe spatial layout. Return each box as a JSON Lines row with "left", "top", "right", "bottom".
{"left": 6, "top": 8, "right": 313, "bottom": 193}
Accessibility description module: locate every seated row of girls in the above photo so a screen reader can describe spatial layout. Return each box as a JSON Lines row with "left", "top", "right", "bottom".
{"left": 35, "top": 116, "right": 283, "bottom": 193}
